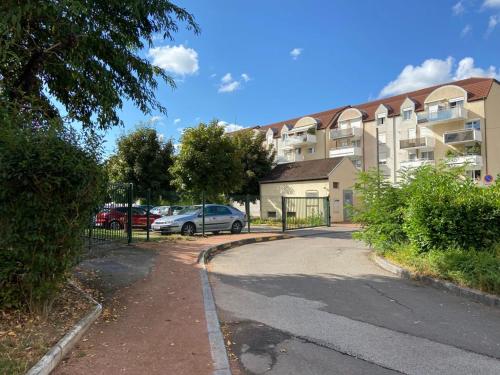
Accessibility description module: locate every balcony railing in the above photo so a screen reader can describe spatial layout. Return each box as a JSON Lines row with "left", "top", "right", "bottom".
{"left": 399, "top": 136, "right": 435, "bottom": 150}
{"left": 443, "top": 129, "right": 482, "bottom": 145}
{"left": 276, "top": 153, "right": 304, "bottom": 164}
{"left": 446, "top": 155, "right": 482, "bottom": 169}
{"left": 417, "top": 106, "right": 468, "bottom": 125}
{"left": 400, "top": 158, "right": 435, "bottom": 169}
{"left": 330, "top": 127, "right": 362, "bottom": 140}
{"left": 329, "top": 145, "right": 362, "bottom": 158}
{"left": 283, "top": 133, "right": 317, "bottom": 148}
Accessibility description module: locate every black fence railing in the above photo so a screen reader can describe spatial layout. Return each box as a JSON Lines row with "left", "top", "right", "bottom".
{"left": 282, "top": 196, "right": 330, "bottom": 231}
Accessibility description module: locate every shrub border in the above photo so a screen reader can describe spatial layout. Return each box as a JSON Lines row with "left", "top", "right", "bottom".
{"left": 372, "top": 253, "right": 500, "bottom": 309}
{"left": 197, "top": 234, "right": 292, "bottom": 375}
{"left": 26, "top": 285, "right": 102, "bottom": 375}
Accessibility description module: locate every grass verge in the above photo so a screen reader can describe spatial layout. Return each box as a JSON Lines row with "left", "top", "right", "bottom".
{"left": 380, "top": 244, "right": 500, "bottom": 296}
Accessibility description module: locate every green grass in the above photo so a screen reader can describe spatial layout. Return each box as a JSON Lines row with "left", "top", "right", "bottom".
{"left": 380, "top": 244, "right": 500, "bottom": 295}
{"left": 250, "top": 217, "right": 281, "bottom": 226}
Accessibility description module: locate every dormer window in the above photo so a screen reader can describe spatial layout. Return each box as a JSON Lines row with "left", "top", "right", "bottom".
{"left": 449, "top": 97, "right": 464, "bottom": 109}
{"left": 403, "top": 109, "right": 412, "bottom": 121}
{"left": 377, "top": 114, "right": 386, "bottom": 126}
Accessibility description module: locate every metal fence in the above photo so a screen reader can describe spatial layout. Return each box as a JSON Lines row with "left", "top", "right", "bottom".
{"left": 282, "top": 196, "right": 330, "bottom": 231}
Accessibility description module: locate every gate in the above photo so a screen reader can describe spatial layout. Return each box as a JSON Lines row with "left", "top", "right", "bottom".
{"left": 281, "top": 196, "right": 330, "bottom": 231}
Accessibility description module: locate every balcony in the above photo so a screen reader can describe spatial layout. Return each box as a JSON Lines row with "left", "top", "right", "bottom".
{"left": 417, "top": 107, "right": 468, "bottom": 125}
{"left": 330, "top": 127, "right": 363, "bottom": 140}
{"left": 400, "top": 158, "right": 435, "bottom": 169}
{"left": 443, "top": 129, "right": 482, "bottom": 145}
{"left": 282, "top": 133, "right": 317, "bottom": 149}
{"left": 446, "top": 155, "right": 483, "bottom": 169}
{"left": 399, "top": 136, "right": 435, "bottom": 150}
{"left": 276, "top": 153, "right": 304, "bottom": 164}
{"left": 329, "top": 146, "right": 362, "bottom": 158}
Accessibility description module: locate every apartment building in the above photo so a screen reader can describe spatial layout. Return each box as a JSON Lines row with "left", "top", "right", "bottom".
{"left": 250, "top": 77, "right": 500, "bottom": 184}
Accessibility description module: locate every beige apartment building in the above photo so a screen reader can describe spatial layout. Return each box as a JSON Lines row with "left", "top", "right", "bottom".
{"left": 233, "top": 77, "right": 500, "bottom": 221}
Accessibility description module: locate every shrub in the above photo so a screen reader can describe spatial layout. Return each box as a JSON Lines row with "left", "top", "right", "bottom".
{"left": 0, "top": 127, "right": 105, "bottom": 315}
{"left": 352, "top": 169, "right": 407, "bottom": 249}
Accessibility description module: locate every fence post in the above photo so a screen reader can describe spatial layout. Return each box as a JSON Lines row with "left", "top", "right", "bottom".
{"left": 245, "top": 194, "right": 250, "bottom": 233}
{"left": 202, "top": 191, "right": 205, "bottom": 237}
{"left": 281, "top": 196, "right": 286, "bottom": 232}
{"left": 326, "top": 197, "right": 331, "bottom": 227}
{"left": 127, "top": 183, "right": 133, "bottom": 244}
{"left": 146, "top": 188, "right": 151, "bottom": 242}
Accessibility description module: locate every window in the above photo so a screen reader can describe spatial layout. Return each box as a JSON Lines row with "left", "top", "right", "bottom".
{"left": 295, "top": 148, "right": 302, "bottom": 155}
{"left": 449, "top": 97, "right": 465, "bottom": 108}
{"left": 267, "top": 211, "right": 277, "bottom": 219}
{"left": 353, "top": 159, "right": 362, "bottom": 169}
{"left": 403, "top": 109, "right": 412, "bottom": 121}
{"left": 305, "top": 190, "right": 319, "bottom": 197}
{"left": 377, "top": 115, "right": 386, "bottom": 126}
{"left": 378, "top": 133, "right": 386, "bottom": 144}
{"left": 215, "top": 206, "right": 232, "bottom": 215}
{"left": 465, "top": 119, "right": 480, "bottom": 130}
{"left": 205, "top": 206, "right": 218, "bottom": 216}
{"left": 421, "top": 151, "right": 434, "bottom": 160}
{"left": 408, "top": 128, "right": 416, "bottom": 139}
{"left": 408, "top": 152, "right": 417, "bottom": 161}
{"left": 339, "top": 121, "right": 349, "bottom": 129}
{"left": 332, "top": 182, "right": 339, "bottom": 189}
{"left": 308, "top": 147, "right": 315, "bottom": 154}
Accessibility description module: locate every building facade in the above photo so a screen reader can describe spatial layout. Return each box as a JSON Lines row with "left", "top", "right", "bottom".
{"left": 248, "top": 77, "right": 500, "bottom": 184}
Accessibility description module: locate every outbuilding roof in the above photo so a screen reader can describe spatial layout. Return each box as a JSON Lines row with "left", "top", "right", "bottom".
{"left": 260, "top": 158, "right": 345, "bottom": 183}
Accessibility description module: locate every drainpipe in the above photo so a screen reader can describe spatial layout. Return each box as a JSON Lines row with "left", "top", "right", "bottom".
{"left": 393, "top": 116, "right": 397, "bottom": 184}
{"left": 483, "top": 100, "right": 489, "bottom": 175}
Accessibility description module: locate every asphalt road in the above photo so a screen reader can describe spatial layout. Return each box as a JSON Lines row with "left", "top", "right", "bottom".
{"left": 208, "top": 229, "right": 500, "bottom": 375}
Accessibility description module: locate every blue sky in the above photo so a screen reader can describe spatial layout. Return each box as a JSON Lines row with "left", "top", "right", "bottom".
{"left": 104, "top": 0, "right": 500, "bottom": 155}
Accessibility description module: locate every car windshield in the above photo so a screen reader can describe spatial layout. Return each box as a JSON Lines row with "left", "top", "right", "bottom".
{"left": 176, "top": 206, "right": 200, "bottom": 215}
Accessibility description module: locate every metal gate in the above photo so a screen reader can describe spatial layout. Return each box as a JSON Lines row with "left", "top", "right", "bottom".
{"left": 281, "top": 196, "right": 330, "bottom": 231}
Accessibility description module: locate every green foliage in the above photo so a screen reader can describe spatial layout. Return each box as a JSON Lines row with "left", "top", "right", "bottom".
{"left": 351, "top": 169, "right": 407, "bottom": 249}
{"left": 170, "top": 121, "right": 243, "bottom": 202}
{"left": 0, "top": 126, "right": 105, "bottom": 315}
{"left": 230, "top": 130, "right": 275, "bottom": 202}
{"left": 0, "top": 0, "right": 199, "bottom": 130}
{"left": 402, "top": 166, "right": 500, "bottom": 252}
{"left": 106, "top": 126, "right": 175, "bottom": 201}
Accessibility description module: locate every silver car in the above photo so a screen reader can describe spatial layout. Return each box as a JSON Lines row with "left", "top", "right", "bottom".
{"left": 151, "top": 204, "right": 246, "bottom": 235}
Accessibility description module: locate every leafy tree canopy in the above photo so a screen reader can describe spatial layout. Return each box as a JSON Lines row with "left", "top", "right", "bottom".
{"left": 171, "top": 121, "right": 243, "bottom": 202}
{"left": 230, "top": 129, "right": 275, "bottom": 201}
{"left": 0, "top": 0, "right": 199, "bottom": 130}
{"left": 107, "top": 125, "right": 175, "bottom": 200}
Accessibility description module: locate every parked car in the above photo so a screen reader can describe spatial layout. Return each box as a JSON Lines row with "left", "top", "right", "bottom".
{"left": 135, "top": 204, "right": 155, "bottom": 212}
{"left": 95, "top": 207, "right": 161, "bottom": 230}
{"left": 151, "top": 204, "right": 246, "bottom": 235}
{"left": 171, "top": 205, "right": 185, "bottom": 215}
{"left": 150, "top": 205, "right": 185, "bottom": 216}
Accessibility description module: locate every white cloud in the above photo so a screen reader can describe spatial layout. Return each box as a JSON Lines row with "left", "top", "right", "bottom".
{"left": 454, "top": 57, "right": 500, "bottom": 80}
{"left": 147, "top": 44, "right": 199, "bottom": 76}
{"left": 176, "top": 127, "right": 185, "bottom": 134}
{"left": 461, "top": 24, "right": 472, "bottom": 37}
{"left": 218, "top": 120, "right": 245, "bottom": 133}
{"left": 158, "top": 133, "right": 165, "bottom": 141}
{"left": 487, "top": 15, "right": 499, "bottom": 34}
{"left": 452, "top": 1, "right": 465, "bottom": 15}
{"left": 483, "top": 0, "right": 500, "bottom": 8}
{"left": 148, "top": 115, "right": 163, "bottom": 124}
{"left": 379, "top": 57, "right": 500, "bottom": 97}
{"left": 173, "top": 118, "right": 181, "bottom": 125}
{"left": 290, "top": 48, "right": 303, "bottom": 60}
{"left": 217, "top": 72, "right": 250, "bottom": 93}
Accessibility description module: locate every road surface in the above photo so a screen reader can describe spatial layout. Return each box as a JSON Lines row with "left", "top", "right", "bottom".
{"left": 209, "top": 229, "right": 500, "bottom": 375}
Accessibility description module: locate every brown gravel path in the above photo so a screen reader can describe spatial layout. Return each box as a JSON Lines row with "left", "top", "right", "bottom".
{"left": 55, "top": 233, "right": 278, "bottom": 375}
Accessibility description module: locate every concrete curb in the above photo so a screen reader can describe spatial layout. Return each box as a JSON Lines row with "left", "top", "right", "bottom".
{"left": 197, "top": 234, "right": 292, "bottom": 375}
{"left": 26, "top": 287, "right": 102, "bottom": 375}
{"left": 373, "top": 253, "right": 500, "bottom": 309}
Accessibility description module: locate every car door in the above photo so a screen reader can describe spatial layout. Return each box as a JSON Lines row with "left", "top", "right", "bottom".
{"left": 214, "top": 206, "right": 234, "bottom": 230}
{"left": 132, "top": 207, "right": 147, "bottom": 227}
{"left": 203, "top": 206, "right": 220, "bottom": 230}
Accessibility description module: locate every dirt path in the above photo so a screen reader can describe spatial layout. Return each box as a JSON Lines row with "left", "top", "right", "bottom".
{"left": 56, "top": 233, "right": 277, "bottom": 375}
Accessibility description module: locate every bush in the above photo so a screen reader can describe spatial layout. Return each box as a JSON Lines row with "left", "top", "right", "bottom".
{"left": 0, "top": 127, "right": 105, "bottom": 315}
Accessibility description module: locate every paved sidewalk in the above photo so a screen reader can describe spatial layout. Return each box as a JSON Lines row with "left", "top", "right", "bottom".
{"left": 56, "top": 233, "right": 279, "bottom": 375}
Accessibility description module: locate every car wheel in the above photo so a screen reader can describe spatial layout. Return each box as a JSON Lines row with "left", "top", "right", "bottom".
{"left": 181, "top": 222, "right": 196, "bottom": 236}
{"left": 231, "top": 221, "right": 242, "bottom": 234}
{"left": 212, "top": 231, "right": 220, "bottom": 235}
{"left": 109, "top": 221, "right": 122, "bottom": 230}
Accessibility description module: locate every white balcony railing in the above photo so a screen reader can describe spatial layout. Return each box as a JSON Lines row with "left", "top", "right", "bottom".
{"left": 330, "top": 126, "right": 363, "bottom": 140}
{"left": 276, "top": 153, "right": 304, "bottom": 164}
{"left": 443, "top": 129, "right": 482, "bottom": 145}
{"left": 329, "top": 146, "right": 362, "bottom": 158}
{"left": 446, "top": 155, "right": 483, "bottom": 169}
{"left": 282, "top": 133, "right": 317, "bottom": 149}
{"left": 399, "top": 136, "right": 435, "bottom": 150}
{"left": 400, "top": 158, "right": 435, "bottom": 169}
{"left": 417, "top": 107, "right": 468, "bottom": 125}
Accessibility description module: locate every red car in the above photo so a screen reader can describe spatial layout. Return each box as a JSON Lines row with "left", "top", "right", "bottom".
{"left": 95, "top": 207, "right": 161, "bottom": 230}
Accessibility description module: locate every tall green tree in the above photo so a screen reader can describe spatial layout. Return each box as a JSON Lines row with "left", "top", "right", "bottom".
{"left": 171, "top": 121, "right": 243, "bottom": 202}
{"left": 0, "top": 0, "right": 199, "bottom": 130}
{"left": 231, "top": 130, "right": 275, "bottom": 201}
{"left": 107, "top": 126, "right": 175, "bottom": 200}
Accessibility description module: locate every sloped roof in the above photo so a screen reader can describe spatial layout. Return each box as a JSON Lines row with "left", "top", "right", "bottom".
{"left": 260, "top": 157, "right": 344, "bottom": 183}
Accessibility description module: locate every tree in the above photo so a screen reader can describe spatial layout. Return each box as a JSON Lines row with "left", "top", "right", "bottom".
{"left": 230, "top": 130, "right": 275, "bottom": 201}
{"left": 0, "top": 1, "right": 199, "bottom": 130}
{"left": 107, "top": 126, "right": 175, "bottom": 200}
{"left": 171, "top": 121, "right": 243, "bottom": 202}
